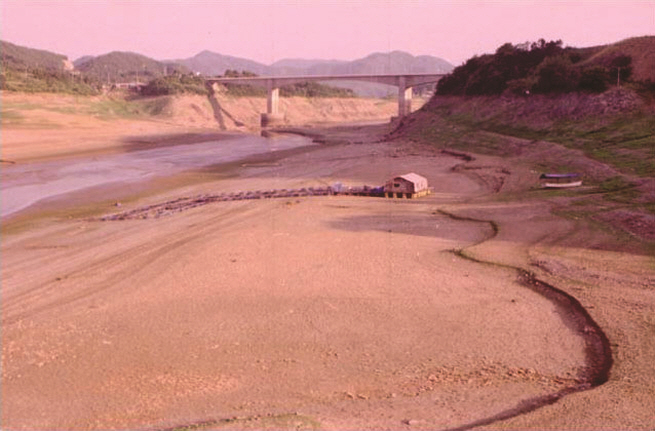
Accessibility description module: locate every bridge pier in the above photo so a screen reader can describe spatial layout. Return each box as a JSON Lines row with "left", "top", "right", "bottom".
{"left": 398, "top": 86, "right": 413, "bottom": 117}
{"left": 261, "top": 81, "right": 284, "bottom": 127}
{"left": 397, "top": 76, "right": 414, "bottom": 117}
{"left": 266, "top": 81, "right": 279, "bottom": 114}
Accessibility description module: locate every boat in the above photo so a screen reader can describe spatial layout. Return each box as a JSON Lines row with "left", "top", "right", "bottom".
{"left": 539, "top": 173, "right": 582, "bottom": 188}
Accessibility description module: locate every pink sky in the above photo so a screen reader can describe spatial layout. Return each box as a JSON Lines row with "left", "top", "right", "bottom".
{"left": 1, "top": 1, "right": 653, "bottom": 66}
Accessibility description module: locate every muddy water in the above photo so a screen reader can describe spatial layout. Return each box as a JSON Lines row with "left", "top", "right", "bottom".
{"left": 1, "top": 134, "right": 315, "bottom": 218}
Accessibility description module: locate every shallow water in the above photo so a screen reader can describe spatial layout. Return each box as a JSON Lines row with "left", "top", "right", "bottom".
{"left": 1, "top": 134, "right": 315, "bottom": 217}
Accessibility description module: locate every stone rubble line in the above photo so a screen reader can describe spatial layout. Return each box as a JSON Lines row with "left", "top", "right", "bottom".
{"left": 99, "top": 186, "right": 388, "bottom": 221}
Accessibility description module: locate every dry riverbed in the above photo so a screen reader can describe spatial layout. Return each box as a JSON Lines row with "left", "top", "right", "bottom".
{"left": 1, "top": 110, "right": 654, "bottom": 429}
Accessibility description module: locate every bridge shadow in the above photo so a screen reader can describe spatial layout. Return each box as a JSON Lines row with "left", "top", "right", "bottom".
{"left": 206, "top": 84, "right": 247, "bottom": 130}
{"left": 207, "top": 91, "right": 227, "bottom": 130}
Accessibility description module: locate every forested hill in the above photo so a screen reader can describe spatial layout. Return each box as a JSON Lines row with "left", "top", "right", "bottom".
{"left": 75, "top": 52, "right": 189, "bottom": 83}
{"left": 0, "top": 40, "right": 70, "bottom": 71}
{"left": 437, "top": 36, "right": 655, "bottom": 96}
{"left": 0, "top": 40, "right": 98, "bottom": 94}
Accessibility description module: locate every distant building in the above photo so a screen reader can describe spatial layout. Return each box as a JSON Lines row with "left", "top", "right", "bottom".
{"left": 113, "top": 82, "right": 145, "bottom": 90}
{"left": 384, "top": 173, "right": 429, "bottom": 198}
{"left": 62, "top": 59, "right": 75, "bottom": 72}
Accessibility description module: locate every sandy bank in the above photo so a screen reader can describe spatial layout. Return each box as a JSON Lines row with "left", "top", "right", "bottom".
{"left": 0, "top": 91, "right": 402, "bottom": 162}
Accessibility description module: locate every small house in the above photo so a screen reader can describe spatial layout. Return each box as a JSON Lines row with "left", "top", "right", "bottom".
{"left": 384, "top": 173, "right": 429, "bottom": 198}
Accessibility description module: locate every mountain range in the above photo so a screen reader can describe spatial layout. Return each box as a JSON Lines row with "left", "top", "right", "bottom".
{"left": 170, "top": 49, "right": 454, "bottom": 96}
{"left": 0, "top": 40, "right": 454, "bottom": 96}
{"left": 171, "top": 49, "right": 453, "bottom": 77}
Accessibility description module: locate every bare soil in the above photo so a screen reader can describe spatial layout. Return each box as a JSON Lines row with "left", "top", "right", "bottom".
{"left": 1, "top": 93, "right": 654, "bottom": 430}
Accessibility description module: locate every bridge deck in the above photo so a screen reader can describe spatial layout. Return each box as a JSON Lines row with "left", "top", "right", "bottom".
{"left": 206, "top": 73, "right": 445, "bottom": 88}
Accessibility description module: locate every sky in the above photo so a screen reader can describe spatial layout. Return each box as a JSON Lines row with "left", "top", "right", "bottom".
{"left": 1, "top": 1, "right": 653, "bottom": 66}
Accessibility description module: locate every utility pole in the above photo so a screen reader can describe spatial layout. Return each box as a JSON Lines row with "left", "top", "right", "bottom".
{"left": 617, "top": 66, "right": 621, "bottom": 87}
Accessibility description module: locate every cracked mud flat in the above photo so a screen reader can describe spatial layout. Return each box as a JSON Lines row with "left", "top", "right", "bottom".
{"left": 2, "top": 125, "right": 654, "bottom": 430}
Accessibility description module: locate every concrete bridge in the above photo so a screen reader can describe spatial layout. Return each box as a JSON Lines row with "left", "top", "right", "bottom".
{"left": 205, "top": 73, "right": 444, "bottom": 126}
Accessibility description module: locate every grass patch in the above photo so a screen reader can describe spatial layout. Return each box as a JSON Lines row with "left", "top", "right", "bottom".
{"left": 555, "top": 207, "right": 645, "bottom": 241}
{"left": 530, "top": 187, "right": 587, "bottom": 198}
{"left": 1, "top": 109, "right": 25, "bottom": 124}
{"left": 168, "top": 413, "right": 321, "bottom": 431}
{"left": 479, "top": 121, "right": 546, "bottom": 141}
{"left": 2, "top": 95, "right": 177, "bottom": 121}
{"left": 1, "top": 95, "right": 144, "bottom": 124}
{"left": 80, "top": 96, "right": 180, "bottom": 120}
{"left": 418, "top": 98, "right": 655, "bottom": 178}
{"left": 1, "top": 117, "right": 63, "bottom": 129}
{"left": 621, "top": 135, "right": 655, "bottom": 149}
{"left": 598, "top": 175, "right": 635, "bottom": 193}
{"left": 45, "top": 106, "right": 80, "bottom": 115}
{"left": 1, "top": 198, "right": 123, "bottom": 236}
{"left": 597, "top": 176, "right": 640, "bottom": 203}
{"left": 0, "top": 101, "right": 45, "bottom": 110}
{"left": 644, "top": 202, "right": 655, "bottom": 214}
{"left": 3, "top": 70, "right": 100, "bottom": 96}
{"left": 83, "top": 98, "right": 143, "bottom": 119}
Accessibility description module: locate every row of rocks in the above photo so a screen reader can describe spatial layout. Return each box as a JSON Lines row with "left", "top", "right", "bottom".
{"left": 99, "top": 186, "right": 385, "bottom": 221}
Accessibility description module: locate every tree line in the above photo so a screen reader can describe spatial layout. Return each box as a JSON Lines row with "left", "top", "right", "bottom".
{"left": 437, "top": 39, "right": 633, "bottom": 96}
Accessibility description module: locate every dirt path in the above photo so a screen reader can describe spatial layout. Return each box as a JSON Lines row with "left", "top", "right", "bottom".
{"left": 2, "top": 120, "right": 654, "bottom": 430}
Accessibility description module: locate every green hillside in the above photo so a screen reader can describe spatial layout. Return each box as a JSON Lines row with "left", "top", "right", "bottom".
{"left": 582, "top": 36, "right": 655, "bottom": 83}
{"left": 0, "top": 40, "right": 68, "bottom": 71}
{"left": 75, "top": 51, "right": 189, "bottom": 83}
{"left": 0, "top": 40, "right": 100, "bottom": 94}
{"left": 437, "top": 37, "right": 654, "bottom": 97}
